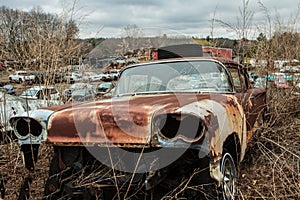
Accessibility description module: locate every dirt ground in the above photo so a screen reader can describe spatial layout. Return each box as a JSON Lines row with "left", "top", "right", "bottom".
{"left": 0, "top": 84, "right": 299, "bottom": 199}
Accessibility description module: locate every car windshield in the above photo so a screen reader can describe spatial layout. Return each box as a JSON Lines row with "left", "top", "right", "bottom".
{"left": 18, "top": 72, "right": 27, "bottom": 76}
{"left": 21, "top": 89, "right": 38, "bottom": 97}
{"left": 72, "top": 89, "right": 92, "bottom": 96}
{"left": 4, "top": 85, "right": 13, "bottom": 90}
{"left": 98, "top": 83, "right": 112, "bottom": 88}
{"left": 69, "top": 83, "right": 90, "bottom": 90}
{"left": 115, "top": 60, "right": 232, "bottom": 95}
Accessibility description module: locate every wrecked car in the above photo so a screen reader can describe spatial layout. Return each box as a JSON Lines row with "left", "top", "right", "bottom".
{"left": 10, "top": 58, "right": 266, "bottom": 199}
{"left": 0, "top": 92, "right": 29, "bottom": 142}
{"left": 0, "top": 91, "right": 62, "bottom": 142}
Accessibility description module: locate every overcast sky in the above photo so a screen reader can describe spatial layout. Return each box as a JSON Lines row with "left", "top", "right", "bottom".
{"left": 1, "top": 0, "right": 299, "bottom": 39}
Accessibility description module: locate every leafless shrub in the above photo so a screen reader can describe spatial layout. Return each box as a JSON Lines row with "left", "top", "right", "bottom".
{"left": 235, "top": 81, "right": 300, "bottom": 198}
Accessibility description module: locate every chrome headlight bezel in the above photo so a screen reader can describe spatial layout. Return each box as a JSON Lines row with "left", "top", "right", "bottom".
{"left": 11, "top": 117, "right": 44, "bottom": 140}
{"left": 9, "top": 109, "right": 54, "bottom": 145}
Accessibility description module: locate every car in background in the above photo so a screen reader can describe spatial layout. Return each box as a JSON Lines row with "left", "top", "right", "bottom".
{"left": 0, "top": 91, "right": 60, "bottom": 138}
{"left": 70, "top": 87, "right": 98, "bottom": 102}
{"left": 248, "top": 72, "right": 259, "bottom": 83}
{"left": 97, "top": 82, "right": 116, "bottom": 95}
{"left": 10, "top": 57, "right": 266, "bottom": 199}
{"left": 63, "top": 83, "right": 94, "bottom": 101}
{"left": 63, "top": 72, "right": 82, "bottom": 83}
{"left": 274, "top": 77, "right": 289, "bottom": 88}
{"left": 48, "top": 72, "right": 64, "bottom": 83}
{"left": 30, "top": 72, "right": 46, "bottom": 84}
{"left": 29, "top": 72, "right": 64, "bottom": 84}
{"left": 0, "top": 93, "right": 29, "bottom": 137}
{"left": 101, "top": 73, "right": 112, "bottom": 82}
{"left": 102, "top": 87, "right": 115, "bottom": 99}
{"left": 100, "top": 70, "right": 121, "bottom": 82}
{"left": 82, "top": 72, "right": 103, "bottom": 82}
{"left": 8, "top": 71, "right": 36, "bottom": 83}
{"left": 254, "top": 77, "right": 267, "bottom": 88}
{"left": 265, "top": 72, "right": 292, "bottom": 82}
{"left": 292, "top": 82, "right": 300, "bottom": 95}
{"left": 109, "top": 69, "right": 120, "bottom": 81}
{"left": 0, "top": 85, "right": 15, "bottom": 95}
{"left": 19, "top": 86, "right": 60, "bottom": 100}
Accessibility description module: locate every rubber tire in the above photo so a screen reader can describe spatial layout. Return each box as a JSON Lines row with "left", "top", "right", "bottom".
{"left": 219, "top": 152, "right": 237, "bottom": 200}
{"left": 193, "top": 152, "right": 237, "bottom": 200}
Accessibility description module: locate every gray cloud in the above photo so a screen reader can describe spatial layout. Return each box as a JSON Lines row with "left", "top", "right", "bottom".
{"left": 1, "top": 0, "right": 299, "bottom": 39}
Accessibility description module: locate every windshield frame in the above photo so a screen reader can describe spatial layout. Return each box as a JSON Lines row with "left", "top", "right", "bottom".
{"left": 21, "top": 89, "right": 39, "bottom": 97}
{"left": 114, "top": 59, "right": 234, "bottom": 96}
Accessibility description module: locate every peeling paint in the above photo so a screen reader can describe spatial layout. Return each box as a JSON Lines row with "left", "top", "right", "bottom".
{"left": 9, "top": 58, "right": 266, "bottom": 195}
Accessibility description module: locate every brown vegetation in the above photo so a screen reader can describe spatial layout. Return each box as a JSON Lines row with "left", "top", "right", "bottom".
{"left": 237, "top": 89, "right": 300, "bottom": 199}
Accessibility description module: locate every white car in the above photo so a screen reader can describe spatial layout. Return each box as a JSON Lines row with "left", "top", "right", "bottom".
{"left": 19, "top": 86, "right": 60, "bottom": 100}
{"left": 8, "top": 71, "right": 36, "bottom": 83}
{"left": 109, "top": 69, "right": 120, "bottom": 80}
{"left": 0, "top": 93, "right": 29, "bottom": 135}
{"left": 82, "top": 72, "right": 103, "bottom": 82}
{"left": 0, "top": 91, "right": 60, "bottom": 135}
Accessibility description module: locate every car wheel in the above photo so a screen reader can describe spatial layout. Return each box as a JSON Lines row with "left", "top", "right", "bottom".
{"left": 220, "top": 152, "right": 237, "bottom": 200}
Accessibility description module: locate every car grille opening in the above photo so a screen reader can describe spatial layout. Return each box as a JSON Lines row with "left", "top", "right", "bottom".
{"left": 16, "top": 118, "right": 43, "bottom": 137}
{"left": 155, "top": 114, "right": 205, "bottom": 142}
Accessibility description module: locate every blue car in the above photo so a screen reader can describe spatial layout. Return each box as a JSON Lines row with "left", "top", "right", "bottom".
{"left": 0, "top": 85, "right": 15, "bottom": 95}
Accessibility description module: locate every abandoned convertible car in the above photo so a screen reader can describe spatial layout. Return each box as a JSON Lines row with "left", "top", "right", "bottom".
{"left": 10, "top": 58, "right": 266, "bottom": 199}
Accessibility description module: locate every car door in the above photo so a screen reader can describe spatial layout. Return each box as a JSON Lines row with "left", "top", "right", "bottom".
{"left": 228, "top": 66, "right": 266, "bottom": 140}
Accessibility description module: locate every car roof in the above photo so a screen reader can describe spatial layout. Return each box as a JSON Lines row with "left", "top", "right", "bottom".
{"left": 28, "top": 86, "right": 56, "bottom": 90}
{"left": 121, "top": 57, "right": 241, "bottom": 72}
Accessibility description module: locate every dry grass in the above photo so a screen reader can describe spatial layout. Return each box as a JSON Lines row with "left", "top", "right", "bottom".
{"left": 237, "top": 88, "right": 300, "bottom": 199}
{"left": 0, "top": 142, "right": 52, "bottom": 199}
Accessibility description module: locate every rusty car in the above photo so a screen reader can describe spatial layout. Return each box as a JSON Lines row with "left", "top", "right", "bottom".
{"left": 10, "top": 57, "right": 266, "bottom": 199}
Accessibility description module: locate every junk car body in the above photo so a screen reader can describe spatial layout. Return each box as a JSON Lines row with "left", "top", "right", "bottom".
{"left": 0, "top": 92, "right": 29, "bottom": 140}
{"left": 97, "top": 81, "right": 116, "bottom": 95}
{"left": 19, "top": 86, "right": 60, "bottom": 101}
{"left": 0, "top": 92, "right": 61, "bottom": 141}
{"left": 0, "top": 85, "right": 16, "bottom": 95}
{"left": 10, "top": 58, "right": 266, "bottom": 199}
{"left": 63, "top": 83, "right": 95, "bottom": 102}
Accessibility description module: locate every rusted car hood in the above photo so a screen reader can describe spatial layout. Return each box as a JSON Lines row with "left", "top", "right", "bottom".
{"left": 47, "top": 93, "right": 241, "bottom": 145}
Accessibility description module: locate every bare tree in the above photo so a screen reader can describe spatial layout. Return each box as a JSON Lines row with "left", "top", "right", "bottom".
{"left": 214, "top": 0, "right": 254, "bottom": 63}
{"left": 117, "top": 24, "right": 145, "bottom": 55}
{"left": 0, "top": 5, "right": 82, "bottom": 75}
